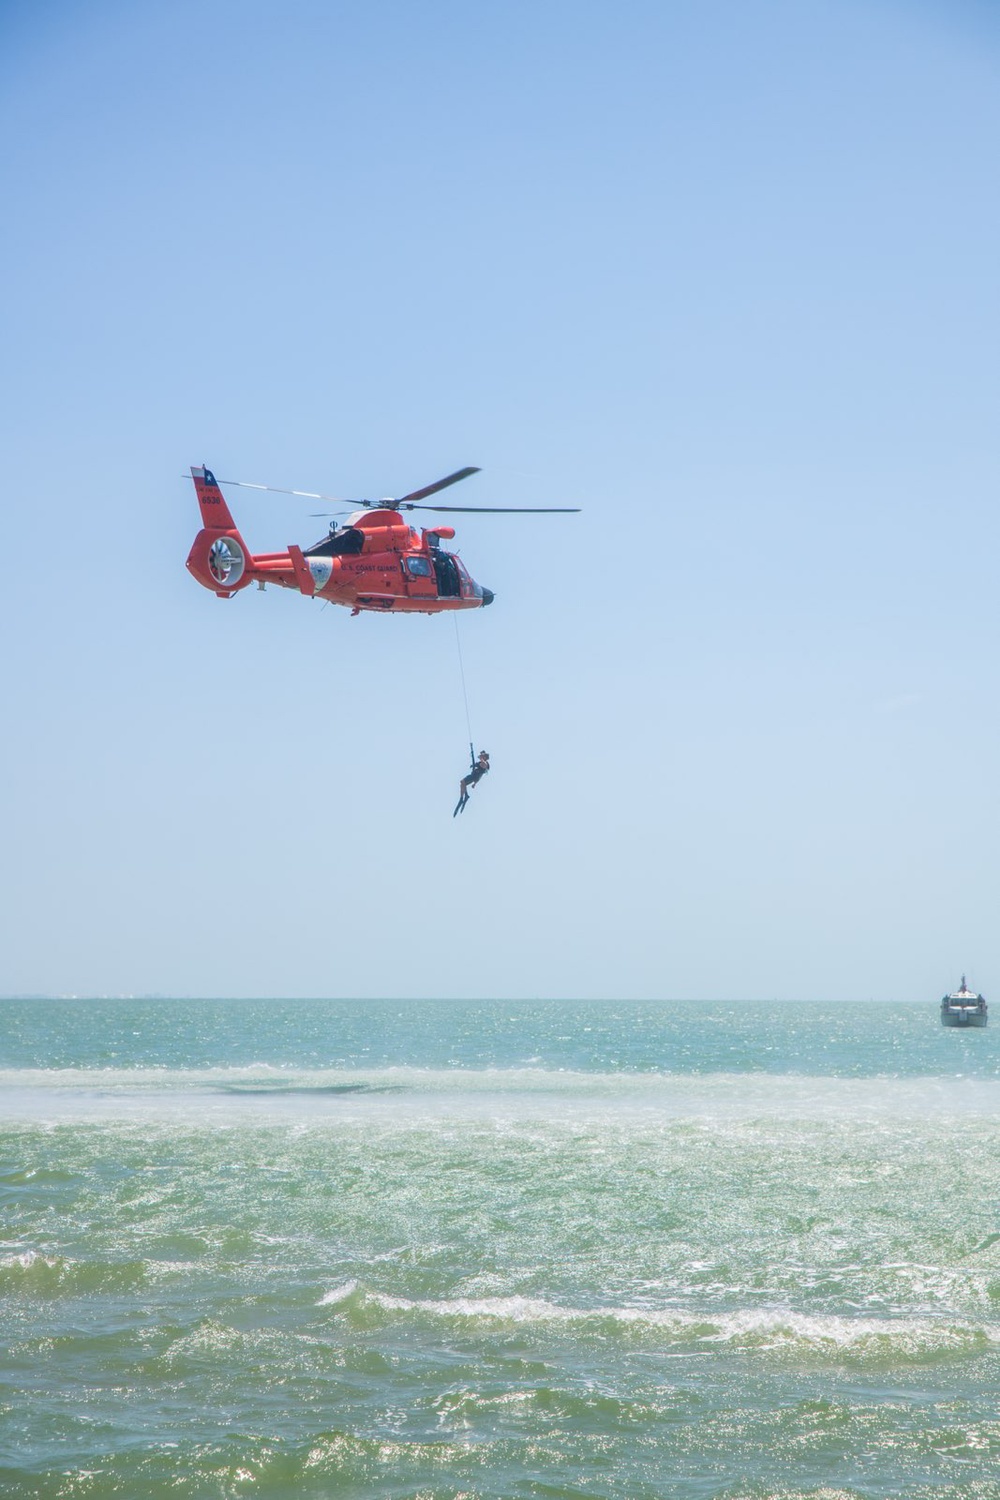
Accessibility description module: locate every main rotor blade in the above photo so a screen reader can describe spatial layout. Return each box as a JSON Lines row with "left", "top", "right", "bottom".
{"left": 190, "top": 468, "right": 578, "bottom": 514}
{"left": 403, "top": 503, "right": 581, "bottom": 514}
{"left": 395, "top": 467, "right": 481, "bottom": 505}
{"left": 213, "top": 478, "right": 350, "bottom": 504}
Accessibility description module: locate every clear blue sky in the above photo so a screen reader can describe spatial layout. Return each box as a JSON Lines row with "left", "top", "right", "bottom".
{"left": 1, "top": 0, "right": 997, "bottom": 1000}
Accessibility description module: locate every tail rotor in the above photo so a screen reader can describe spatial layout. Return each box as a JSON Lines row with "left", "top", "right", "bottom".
{"left": 207, "top": 536, "right": 246, "bottom": 587}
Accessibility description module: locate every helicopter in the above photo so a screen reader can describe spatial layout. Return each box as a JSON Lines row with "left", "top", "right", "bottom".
{"left": 186, "top": 465, "right": 578, "bottom": 615}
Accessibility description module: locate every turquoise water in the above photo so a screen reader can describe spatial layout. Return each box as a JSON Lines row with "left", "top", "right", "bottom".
{"left": 2, "top": 1000, "right": 1000, "bottom": 1498}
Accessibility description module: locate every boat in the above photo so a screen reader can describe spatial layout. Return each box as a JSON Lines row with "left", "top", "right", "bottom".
{"left": 940, "top": 976, "right": 988, "bottom": 1028}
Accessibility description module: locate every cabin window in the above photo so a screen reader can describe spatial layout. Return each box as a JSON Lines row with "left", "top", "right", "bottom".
{"left": 404, "top": 556, "right": 432, "bottom": 578}
{"left": 304, "top": 527, "right": 363, "bottom": 558}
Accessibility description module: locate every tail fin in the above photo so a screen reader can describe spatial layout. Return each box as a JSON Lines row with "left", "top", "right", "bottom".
{"left": 186, "top": 464, "right": 252, "bottom": 596}
{"left": 191, "top": 465, "right": 239, "bottom": 530}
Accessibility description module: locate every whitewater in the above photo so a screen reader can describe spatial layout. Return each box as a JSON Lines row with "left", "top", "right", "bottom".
{"left": 2, "top": 998, "right": 999, "bottom": 1498}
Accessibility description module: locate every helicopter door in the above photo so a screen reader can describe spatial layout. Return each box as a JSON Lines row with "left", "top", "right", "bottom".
{"left": 432, "top": 549, "right": 462, "bottom": 598}
{"left": 403, "top": 553, "right": 437, "bottom": 599}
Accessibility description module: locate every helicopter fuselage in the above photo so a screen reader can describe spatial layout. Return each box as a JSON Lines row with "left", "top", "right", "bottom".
{"left": 186, "top": 467, "right": 494, "bottom": 615}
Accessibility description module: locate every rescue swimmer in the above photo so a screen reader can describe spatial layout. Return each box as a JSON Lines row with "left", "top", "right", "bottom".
{"left": 454, "top": 749, "right": 490, "bottom": 816}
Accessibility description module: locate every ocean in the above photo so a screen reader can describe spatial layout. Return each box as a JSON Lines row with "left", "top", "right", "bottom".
{"left": 2, "top": 998, "right": 999, "bottom": 1499}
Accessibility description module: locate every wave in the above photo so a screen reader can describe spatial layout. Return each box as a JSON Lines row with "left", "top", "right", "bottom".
{"left": 316, "top": 1281, "right": 1000, "bottom": 1364}
{"left": 3, "top": 1064, "right": 1000, "bottom": 1121}
{"left": 217, "top": 1081, "right": 398, "bottom": 1096}
{"left": 0, "top": 1249, "right": 153, "bottom": 1296}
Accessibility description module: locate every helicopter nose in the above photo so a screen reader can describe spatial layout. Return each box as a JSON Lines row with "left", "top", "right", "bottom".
{"left": 481, "top": 588, "right": 494, "bottom": 607}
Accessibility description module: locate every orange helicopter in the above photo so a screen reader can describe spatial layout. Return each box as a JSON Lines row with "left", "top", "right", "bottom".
{"left": 186, "top": 465, "right": 578, "bottom": 615}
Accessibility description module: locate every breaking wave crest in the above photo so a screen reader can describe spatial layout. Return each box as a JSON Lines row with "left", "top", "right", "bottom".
{"left": 316, "top": 1282, "right": 999, "bottom": 1364}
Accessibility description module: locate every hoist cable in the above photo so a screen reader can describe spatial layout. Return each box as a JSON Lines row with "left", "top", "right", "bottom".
{"left": 452, "top": 612, "right": 475, "bottom": 768}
